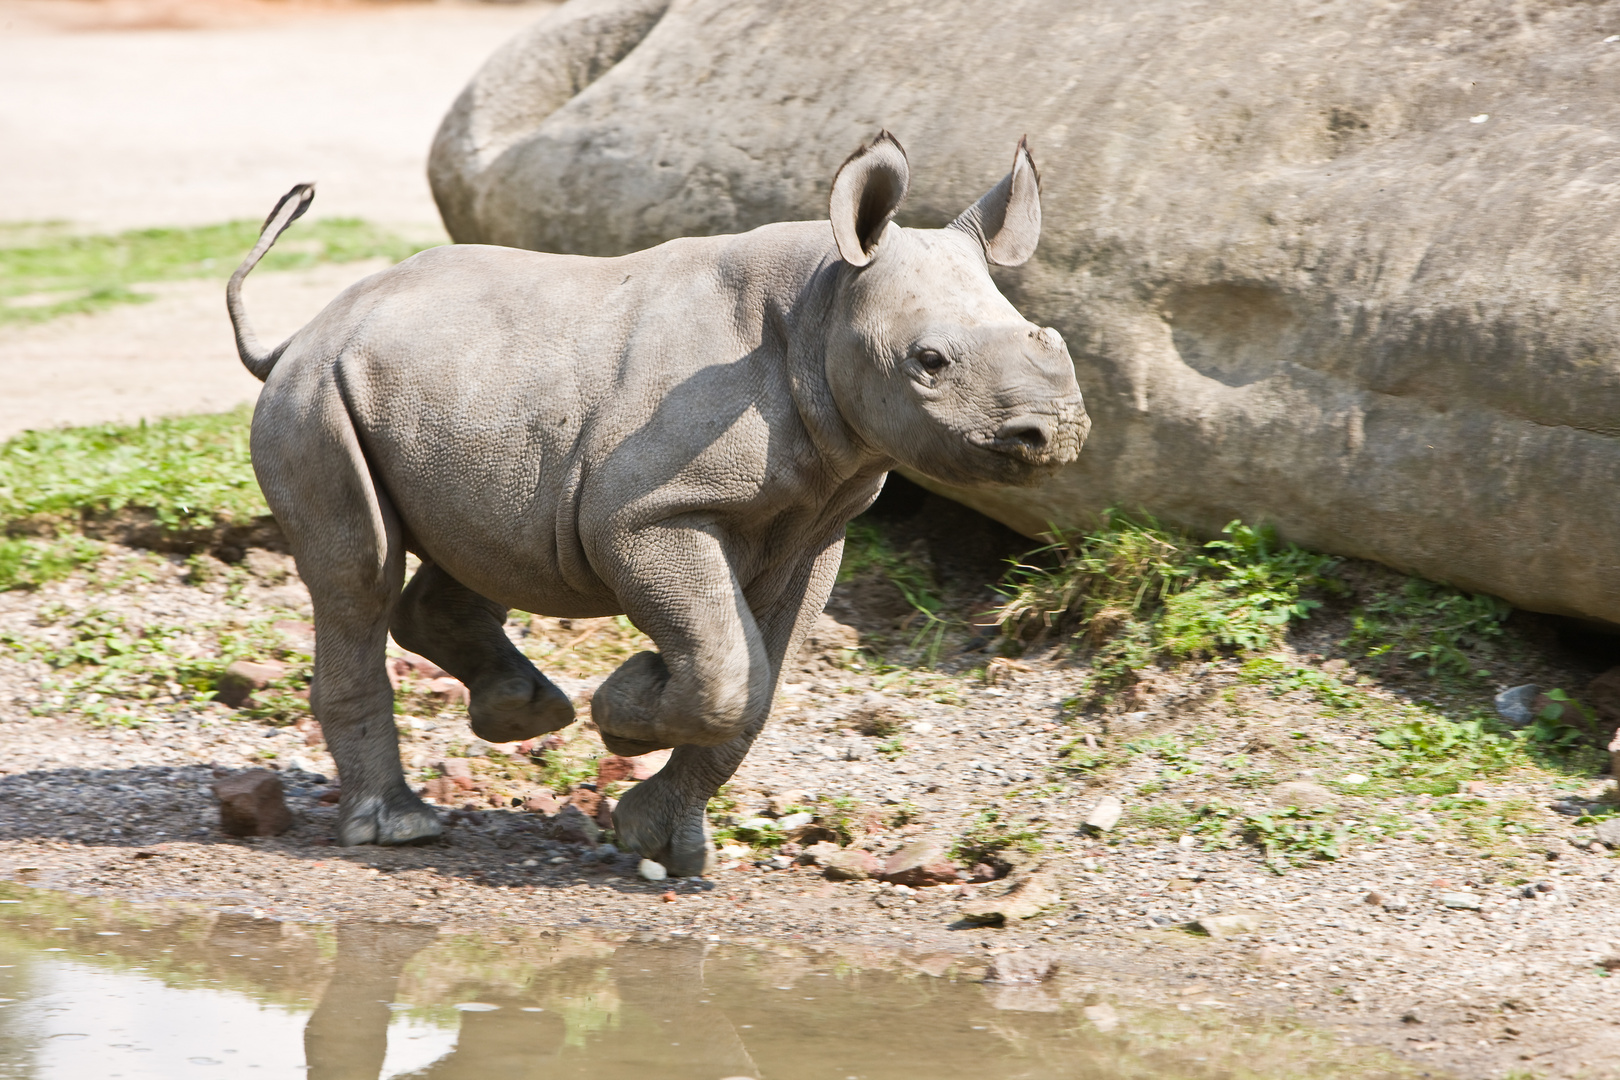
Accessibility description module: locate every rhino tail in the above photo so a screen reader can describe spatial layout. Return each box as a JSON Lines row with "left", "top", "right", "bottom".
{"left": 227, "top": 182, "right": 315, "bottom": 382}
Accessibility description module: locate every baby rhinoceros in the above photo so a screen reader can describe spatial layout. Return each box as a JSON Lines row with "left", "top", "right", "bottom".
{"left": 227, "top": 133, "right": 1088, "bottom": 875}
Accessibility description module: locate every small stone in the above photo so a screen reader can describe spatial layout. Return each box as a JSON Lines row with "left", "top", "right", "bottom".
{"left": 426, "top": 677, "right": 470, "bottom": 706}
{"left": 1594, "top": 819, "right": 1620, "bottom": 849}
{"left": 596, "top": 748, "right": 671, "bottom": 785}
{"left": 969, "top": 862, "right": 999, "bottom": 883}
{"left": 821, "top": 848, "right": 881, "bottom": 881}
{"left": 212, "top": 768, "right": 293, "bottom": 836}
{"left": 213, "top": 660, "right": 288, "bottom": 709}
{"left": 1271, "top": 780, "right": 1336, "bottom": 810}
{"left": 437, "top": 759, "right": 473, "bottom": 780}
{"left": 1364, "top": 890, "right": 1387, "bottom": 906}
{"left": 984, "top": 950, "right": 1059, "bottom": 984}
{"left": 1084, "top": 796, "right": 1123, "bottom": 832}
{"left": 1082, "top": 1003, "right": 1120, "bottom": 1032}
{"left": 660, "top": 890, "right": 677, "bottom": 902}
{"left": 523, "top": 793, "right": 561, "bottom": 815}
{"left": 798, "top": 841, "right": 842, "bottom": 866}
{"left": 542, "top": 805, "right": 600, "bottom": 845}
{"left": 766, "top": 854, "right": 793, "bottom": 870}
{"left": 768, "top": 790, "right": 814, "bottom": 816}
{"left": 1494, "top": 684, "right": 1541, "bottom": 729}
{"left": 878, "top": 839, "right": 959, "bottom": 887}
{"left": 1340, "top": 773, "right": 1370, "bottom": 786}
{"left": 566, "top": 785, "right": 603, "bottom": 820}
{"left": 1440, "top": 891, "right": 1482, "bottom": 910}
{"left": 777, "top": 812, "right": 815, "bottom": 831}
{"left": 272, "top": 619, "right": 315, "bottom": 651}
{"left": 638, "top": 858, "right": 668, "bottom": 881}
{"left": 1191, "top": 911, "right": 1265, "bottom": 937}
{"left": 959, "top": 870, "right": 1059, "bottom": 925}
{"left": 1587, "top": 666, "right": 1620, "bottom": 723}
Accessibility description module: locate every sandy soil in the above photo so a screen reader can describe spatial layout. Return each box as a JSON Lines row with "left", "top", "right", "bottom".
{"left": 0, "top": 0, "right": 550, "bottom": 436}
{"left": 0, "top": 259, "right": 389, "bottom": 439}
{"left": 0, "top": 0, "right": 554, "bottom": 231}
{"left": 0, "top": 527, "right": 1618, "bottom": 1079}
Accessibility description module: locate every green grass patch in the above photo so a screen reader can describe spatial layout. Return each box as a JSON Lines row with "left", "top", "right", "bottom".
{"left": 0, "top": 218, "right": 433, "bottom": 327}
{"left": 996, "top": 514, "right": 1338, "bottom": 698}
{"left": 0, "top": 407, "right": 263, "bottom": 537}
{"left": 950, "top": 807, "right": 1045, "bottom": 865}
{"left": 1345, "top": 577, "right": 1511, "bottom": 680}
{"left": 0, "top": 607, "right": 307, "bottom": 726}
{"left": 0, "top": 535, "right": 105, "bottom": 590}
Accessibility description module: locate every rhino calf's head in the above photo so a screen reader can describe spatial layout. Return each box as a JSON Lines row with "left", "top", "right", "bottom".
{"left": 824, "top": 133, "right": 1089, "bottom": 487}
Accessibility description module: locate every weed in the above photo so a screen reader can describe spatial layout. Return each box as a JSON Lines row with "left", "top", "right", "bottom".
{"left": 1221, "top": 754, "right": 1276, "bottom": 789}
{"left": 1, "top": 609, "right": 306, "bottom": 725}
{"left": 0, "top": 536, "right": 104, "bottom": 590}
{"left": 1243, "top": 807, "right": 1354, "bottom": 871}
{"left": 1239, "top": 657, "right": 1362, "bottom": 711}
{"left": 1433, "top": 794, "right": 1541, "bottom": 855}
{"left": 1056, "top": 742, "right": 1113, "bottom": 774}
{"left": 1125, "top": 734, "right": 1202, "bottom": 780}
{"left": 1372, "top": 708, "right": 1522, "bottom": 795}
{"left": 875, "top": 736, "right": 906, "bottom": 760}
{"left": 885, "top": 800, "right": 922, "bottom": 828}
{"left": 0, "top": 218, "right": 432, "bottom": 327}
{"left": 1123, "top": 802, "right": 1197, "bottom": 837}
{"left": 531, "top": 737, "right": 598, "bottom": 794}
{"left": 1345, "top": 577, "right": 1511, "bottom": 679}
{"left": 815, "top": 794, "right": 867, "bottom": 846}
{"left": 1156, "top": 523, "right": 1339, "bottom": 658}
{"left": 950, "top": 807, "right": 1045, "bottom": 865}
{"left": 1519, "top": 688, "right": 1609, "bottom": 774}
{"left": 0, "top": 409, "right": 263, "bottom": 538}
{"left": 996, "top": 515, "right": 1337, "bottom": 697}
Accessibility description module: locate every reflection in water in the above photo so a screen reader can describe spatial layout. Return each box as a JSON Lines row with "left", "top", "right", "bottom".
{"left": 0, "top": 888, "right": 1426, "bottom": 1080}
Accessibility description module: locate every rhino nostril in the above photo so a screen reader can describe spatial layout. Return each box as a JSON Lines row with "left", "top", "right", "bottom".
{"left": 996, "top": 417, "right": 1051, "bottom": 452}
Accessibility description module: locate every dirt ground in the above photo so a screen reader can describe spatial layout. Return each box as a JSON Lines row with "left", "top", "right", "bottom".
{"left": 0, "top": 0, "right": 554, "bottom": 231}
{"left": 0, "top": 259, "right": 389, "bottom": 439}
{"left": 1, "top": 488, "right": 1619, "bottom": 1079}
{"left": 0, "top": 0, "right": 550, "bottom": 437}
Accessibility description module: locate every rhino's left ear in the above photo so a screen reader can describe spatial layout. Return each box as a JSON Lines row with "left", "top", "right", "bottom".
{"left": 951, "top": 136, "right": 1041, "bottom": 267}
{"left": 829, "top": 131, "right": 910, "bottom": 267}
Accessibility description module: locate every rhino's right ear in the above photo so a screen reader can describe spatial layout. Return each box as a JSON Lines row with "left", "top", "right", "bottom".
{"left": 829, "top": 131, "right": 910, "bottom": 267}
{"left": 951, "top": 136, "right": 1041, "bottom": 266}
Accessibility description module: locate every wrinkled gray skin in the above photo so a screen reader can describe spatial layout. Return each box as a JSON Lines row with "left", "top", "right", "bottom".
{"left": 226, "top": 135, "right": 1088, "bottom": 874}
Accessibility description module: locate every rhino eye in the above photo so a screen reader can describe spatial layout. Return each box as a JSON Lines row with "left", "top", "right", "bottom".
{"left": 916, "top": 349, "right": 948, "bottom": 374}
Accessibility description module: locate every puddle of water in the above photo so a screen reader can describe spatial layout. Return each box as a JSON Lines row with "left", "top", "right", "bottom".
{"left": 0, "top": 886, "right": 1427, "bottom": 1080}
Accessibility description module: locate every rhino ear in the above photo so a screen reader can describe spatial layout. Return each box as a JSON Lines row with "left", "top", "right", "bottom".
{"left": 951, "top": 136, "right": 1041, "bottom": 267}
{"left": 829, "top": 131, "right": 910, "bottom": 267}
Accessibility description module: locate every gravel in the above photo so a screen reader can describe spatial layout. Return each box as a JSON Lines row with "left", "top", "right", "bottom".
{"left": 1, "top": 543, "right": 1618, "bottom": 1078}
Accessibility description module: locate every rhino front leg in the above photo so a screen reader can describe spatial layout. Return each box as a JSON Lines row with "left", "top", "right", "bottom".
{"left": 605, "top": 531, "right": 847, "bottom": 876}
{"left": 390, "top": 560, "right": 575, "bottom": 744}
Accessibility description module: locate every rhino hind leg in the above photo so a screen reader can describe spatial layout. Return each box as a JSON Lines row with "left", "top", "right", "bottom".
{"left": 254, "top": 399, "right": 441, "bottom": 847}
{"left": 390, "top": 560, "right": 575, "bottom": 744}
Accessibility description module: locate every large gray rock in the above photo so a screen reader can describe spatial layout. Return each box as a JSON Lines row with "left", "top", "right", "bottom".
{"left": 431, "top": 0, "right": 1620, "bottom": 623}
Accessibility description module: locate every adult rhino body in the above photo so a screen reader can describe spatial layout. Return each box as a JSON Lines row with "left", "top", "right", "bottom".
{"left": 227, "top": 135, "right": 1087, "bottom": 874}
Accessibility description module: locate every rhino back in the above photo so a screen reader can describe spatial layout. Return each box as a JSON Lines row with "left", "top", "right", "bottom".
{"left": 269, "top": 228, "right": 852, "bottom": 615}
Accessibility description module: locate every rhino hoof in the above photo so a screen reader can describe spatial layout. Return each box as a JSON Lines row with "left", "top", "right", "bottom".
{"left": 468, "top": 673, "right": 575, "bottom": 744}
{"left": 613, "top": 778, "right": 714, "bottom": 877}
{"left": 336, "top": 790, "right": 443, "bottom": 846}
